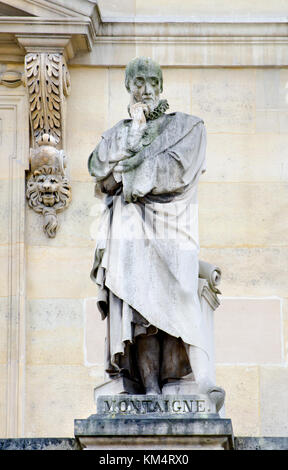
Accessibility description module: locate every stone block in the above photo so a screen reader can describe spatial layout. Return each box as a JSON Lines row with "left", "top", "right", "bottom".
{"left": 260, "top": 366, "right": 288, "bottom": 436}
{"left": 0, "top": 365, "right": 7, "bottom": 437}
{"left": 75, "top": 414, "right": 233, "bottom": 450}
{"left": 214, "top": 298, "right": 283, "bottom": 364}
{"left": 199, "top": 182, "right": 288, "bottom": 248}
{"left": 77, "top": 415, "right": 233, "bottom": 450}
{"left": 26, "top": 246, "right": 97, "bottom": 299}
{"left": 26, "top": 299, "right": 84, "bottom": 366}
{"left": 202, "top": 133, "right": 288, "bottom": 182}
{"left": 200, "top": 247, "right": 288, "bottom": 297}
{"left": 162, "top": 68, "right": 192, "bottom": 115}
{"left": 235, "top": 437, "right": 288, "bottom": 450}
{"left": 0, "top": 107, "right": 16, "bottom": 180}
{"left": 255, "top": 109, "right": 288, "bottom": 134}
{"left": 0, "top": 438, "right": 79, "bottom": 450}
{"left": 0, "top": 245, "right": 9, "bottom": 297}
{"left": 107, "top": 68, "right": 129, "bottom": 129}
{"left": 0, "top": 181, "right": 9, "bottom": 244}
{"left": 98, "top": 0, "right": 135, "bottom": 18}
{"left": 216, "top": 365, "right": 260, "bottom": 436}
{"left": 190, "top": 68, "right": 255, "bottom": 133}
{"left": 84, "top": 298, "right": 105, "bottom": 366}
{"left": 282, "top": 298, "right": 288, "bottom": 363}
{"left": 0, "top": 297, "right": 8, "bottom": 364}
{"left": 66, "top": 67, "right": 109, "bottom": 182}
{"left": 24, "top": 365, "right": 99, "bottom": 437}
{"left": 133, "top": 0, "right": 288, "bottom": 18}
{"left": 256, "top": 69, "right": 288, "bottom": 110}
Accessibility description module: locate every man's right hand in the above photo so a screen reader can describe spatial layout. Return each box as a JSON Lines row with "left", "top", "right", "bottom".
{"left": 129, "top": 102, "right": 149, "bottom": 126}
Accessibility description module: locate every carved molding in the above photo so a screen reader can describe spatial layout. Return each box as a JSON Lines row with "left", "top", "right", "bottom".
{"left": 25, "top": 52, "right": 71, "bottom": 147}
{"left": 0, "top": 91, "right": 29, "bottom": 437}
{"left": 24, "top": 52, "right": 71, "bottom": 238}
{"left": 0, "top": 70, "right": 23, "bottom": 87}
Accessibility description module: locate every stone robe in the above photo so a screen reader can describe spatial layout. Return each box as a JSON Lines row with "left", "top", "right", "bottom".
{"left": 88, "top": 111, "right": 208, "bottom": 383}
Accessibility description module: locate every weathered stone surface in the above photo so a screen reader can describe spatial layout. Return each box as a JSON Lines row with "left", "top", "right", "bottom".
{"left": 26, "top": 246, "right": 96, "bottom": 299}
{"left": 235, "top": 437, "right": 288, "bottom": 450}
{"left": 200, "top": 247, "right": 288, "bottom": 297}
{"left": 67, "top": 67, "right": 109, "bottom": 182}
{"left": 0, "top": 245, "right": 9, "bottom": 297}
{"left": 25, "top": 365, "right": 97, "bottom": 437}
{"left": 0, "top": 438, "right": 79, "bottom": 450}
{"left": 214, "top": 298, "right": 283, "bottom": 364}
{"left": 260, "top": 366, "right": 288, "bottom": 436}
{"left": 84, "top": 297, "right": 106, "bottom": 366}
{"left": 190, "top": 68, "right": 255, "bottom": 134}
{"left": 256, "top": 69, "right": 288, "bottom": 111}
{"left": 97, "top": 0, "right": 288, "bottom": 18}
{"left": 203, "top": 133, "right": 288, "bottom": 182}
{"left": 0, "top": 181, "right": 9, "bottom": 244}
{"left": 26, "top": 299, "right": 84, "bottom": 366}
{"left": 0, "top": 297, "right": 8, "bottom": 364}
{"left": 216, "top": 365, "right": 260, "bottom": 437}
{"left": 199, "top": 183, "right": 288, "bottom": 248}
{"left": 75, "top": 415, "right": 234, "bottom": 450}
{"left": 282, "top": 298, "right": 288, "bottom": 363}
{"left": 0, "top": 365, "right": 7, "bottom": 436}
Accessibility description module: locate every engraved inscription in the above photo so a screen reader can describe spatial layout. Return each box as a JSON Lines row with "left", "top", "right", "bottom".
{"left": 98, "top": 395, "right": 214, "bottom": 415}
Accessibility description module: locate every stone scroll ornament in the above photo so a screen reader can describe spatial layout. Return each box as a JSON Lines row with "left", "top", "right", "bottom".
{"left": 25, "top": 53, "right": 71, "bottom": 237}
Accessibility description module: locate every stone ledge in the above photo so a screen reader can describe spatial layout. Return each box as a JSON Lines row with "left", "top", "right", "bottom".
{"left": 235, "top": 437, "right": 288, "bottom": 450}
{"left": 0, "top": 438, "right": 79, "bottom": 451}
{"left": 74, "top": 416, "right": 233, "bottom": 436}
{"left": 1, "top": 436, "right": 288, "bottom": 450}
{"left": 74, "top": 416, "right": 234, "bottom": 450}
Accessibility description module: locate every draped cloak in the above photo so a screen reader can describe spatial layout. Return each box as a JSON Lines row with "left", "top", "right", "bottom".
{"left": 88, "top": 112, "right": 208, "bottom": 381}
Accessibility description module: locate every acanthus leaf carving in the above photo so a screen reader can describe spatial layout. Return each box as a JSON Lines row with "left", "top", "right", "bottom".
{"left": 25, "top": 52, "right": 71, "bottom": 147}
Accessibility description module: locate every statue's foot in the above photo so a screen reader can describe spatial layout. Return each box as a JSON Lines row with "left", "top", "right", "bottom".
{"left": 145, "top": 385, "right": 161, "bottom": 395}
{"left": 207, "top": 386, "right": 225, "bottom": 412}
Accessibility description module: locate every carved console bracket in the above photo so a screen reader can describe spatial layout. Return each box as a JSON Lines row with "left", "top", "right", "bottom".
{"left": 24, "top": 52, "right": 71, "bottom": 237}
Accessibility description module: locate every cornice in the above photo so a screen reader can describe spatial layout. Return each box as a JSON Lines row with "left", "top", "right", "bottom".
{"left": 0, "top": 1, "right": 287, "bottom": 66}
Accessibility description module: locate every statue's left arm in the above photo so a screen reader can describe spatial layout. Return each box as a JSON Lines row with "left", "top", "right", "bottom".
{"left": 122, "top": 119, "right": 206, "bottom": 202}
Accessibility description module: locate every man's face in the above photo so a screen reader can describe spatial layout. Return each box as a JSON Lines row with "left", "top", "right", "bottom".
{"left": 129, "top": 71, "right": 161, "bottom": 111}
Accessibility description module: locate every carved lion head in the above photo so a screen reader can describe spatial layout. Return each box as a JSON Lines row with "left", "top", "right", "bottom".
{"left": 27, "top": 165, "right": 71, "bottom": 212}
{"left": 26, "top": 165, "right": 71, "bottom": 238}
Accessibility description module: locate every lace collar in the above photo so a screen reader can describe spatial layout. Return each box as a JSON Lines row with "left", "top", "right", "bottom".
{"left": 146, "top": 99, "right": 169, "bottom": 120}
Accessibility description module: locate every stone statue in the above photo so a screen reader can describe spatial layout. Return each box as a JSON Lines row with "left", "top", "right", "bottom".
{"left": 88, "top": 57, "right": 224, "bottom": 410}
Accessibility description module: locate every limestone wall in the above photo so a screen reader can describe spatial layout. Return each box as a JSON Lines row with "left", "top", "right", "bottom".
{"left": 21, "top": 64, "right": 288, "bottom": 438}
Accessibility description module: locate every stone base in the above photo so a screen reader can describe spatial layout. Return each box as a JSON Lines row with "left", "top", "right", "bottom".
{"left": 75, "top": 416, "right": 234, "bottom": 450}
{"left": 75, "top": 393, "right": 233, "bottom": 450}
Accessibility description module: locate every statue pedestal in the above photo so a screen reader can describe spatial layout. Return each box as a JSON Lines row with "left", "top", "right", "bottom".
{"left": 74, "top": 395, "right": 234, "bottom": 450}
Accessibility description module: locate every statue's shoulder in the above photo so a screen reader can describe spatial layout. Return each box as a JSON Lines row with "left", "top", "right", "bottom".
{"left": 101, "top": 119, "right": 131, "bottom": 141}
{"left": 168, "top": 111, "right": 204, "bottom": 128}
